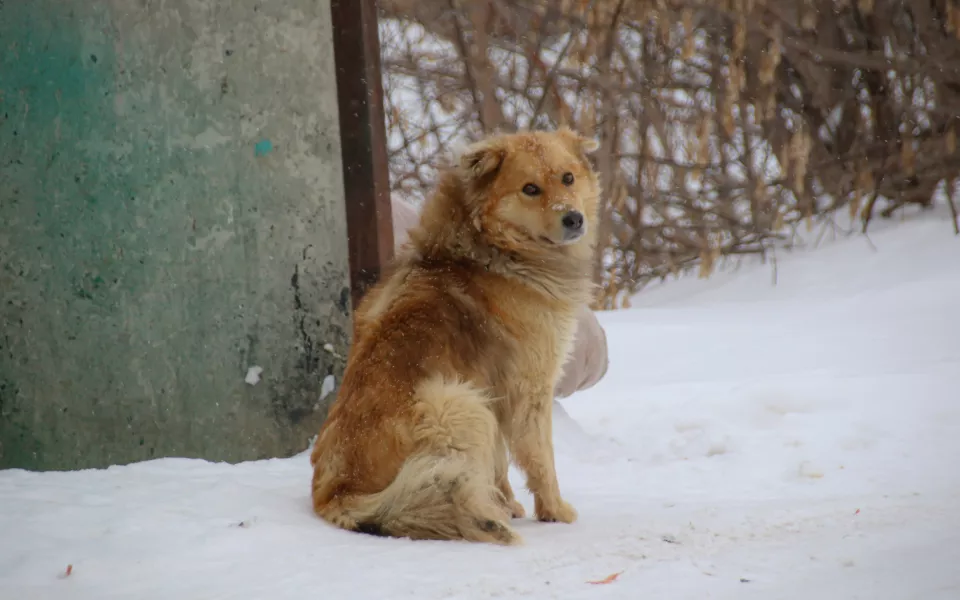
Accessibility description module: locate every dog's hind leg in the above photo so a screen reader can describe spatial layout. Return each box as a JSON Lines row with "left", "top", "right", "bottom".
{"left": 409, "top": 376, "right": 520, "bottom": 543}
{"left": 329, "top": 376, "right": 521, "bottom": 545}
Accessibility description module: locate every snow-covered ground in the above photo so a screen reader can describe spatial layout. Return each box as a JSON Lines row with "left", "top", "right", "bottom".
{"left": 2, "top": 207, "right": 959, "bottom": 599}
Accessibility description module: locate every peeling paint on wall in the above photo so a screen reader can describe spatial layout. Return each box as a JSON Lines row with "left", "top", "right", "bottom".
{"left": 254, "top": 139, "right": 274, "bottom": 157}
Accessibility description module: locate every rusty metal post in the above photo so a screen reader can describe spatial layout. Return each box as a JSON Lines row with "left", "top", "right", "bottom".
{"left": 331, "top": 0, "right": 395, "bottom": 311}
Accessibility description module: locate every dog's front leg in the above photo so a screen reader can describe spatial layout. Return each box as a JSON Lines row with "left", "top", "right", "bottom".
{"left": 508, "top": 389, "right": 577, "bottom": 524}
{"left": 494, "top": 433, "right": 526, "bottom": 518}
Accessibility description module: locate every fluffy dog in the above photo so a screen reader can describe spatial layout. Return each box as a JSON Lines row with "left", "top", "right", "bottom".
{"left": 309, "top": 127, "right": 601, "bottom": 545}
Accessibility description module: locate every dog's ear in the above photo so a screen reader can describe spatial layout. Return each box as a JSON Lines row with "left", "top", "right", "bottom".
{"left": 459, "top": 137, "right": 506, "bottom": 181}
{"left": 556, "top": 125, "right": 600, "bottom": 158}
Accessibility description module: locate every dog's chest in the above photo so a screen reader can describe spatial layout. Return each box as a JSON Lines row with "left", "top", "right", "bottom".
{"left": 494, "top": 301, "right": 578, "bottom": 388}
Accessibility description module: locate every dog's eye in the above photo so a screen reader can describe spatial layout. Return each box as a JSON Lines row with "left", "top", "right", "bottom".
{"left": 522, "top": 183, "right": 541, "bottom": 196}
{"left": 562, "top": 172, "right": 575, "bottom": 185}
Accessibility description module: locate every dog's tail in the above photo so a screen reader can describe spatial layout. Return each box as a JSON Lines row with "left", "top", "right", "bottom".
{"left": 315, "top": 377, "right": 521, "bottom": 546}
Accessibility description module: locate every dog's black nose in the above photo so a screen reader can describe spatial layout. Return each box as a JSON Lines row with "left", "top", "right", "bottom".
{"left": 561, "top": 210, "right": 584, "bottom": 231}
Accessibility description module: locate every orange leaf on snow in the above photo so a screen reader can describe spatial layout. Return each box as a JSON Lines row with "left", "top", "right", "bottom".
{"left": 587, "top": 571, "right": 622, "bottom": 585}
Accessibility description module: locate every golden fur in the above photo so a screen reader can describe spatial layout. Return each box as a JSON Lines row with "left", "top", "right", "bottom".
{"left": 309, "top": 127, "right": 601, "bottom": 545}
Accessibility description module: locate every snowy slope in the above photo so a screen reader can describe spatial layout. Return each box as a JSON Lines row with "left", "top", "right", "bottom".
{"left": 2, "top": 207, "right": 959, "bottom": 600}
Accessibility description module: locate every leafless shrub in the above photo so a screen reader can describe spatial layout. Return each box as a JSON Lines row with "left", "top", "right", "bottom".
{"left": 378, "top": 0, "right": 960, "bottom": 309}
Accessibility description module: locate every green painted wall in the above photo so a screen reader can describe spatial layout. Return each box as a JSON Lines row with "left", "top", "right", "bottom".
{"left": 0, "top": 1, "right": 352, "bottom": 470}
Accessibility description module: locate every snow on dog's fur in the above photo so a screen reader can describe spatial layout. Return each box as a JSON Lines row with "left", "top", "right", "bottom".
{"left": 309, "top": 127, "right": 601, "bottom": 545}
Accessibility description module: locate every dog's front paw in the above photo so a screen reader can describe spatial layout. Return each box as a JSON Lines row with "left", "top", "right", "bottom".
{"left": 535, "top": 497, "right": 578, "bottom": 524}
{"left": 507, "top": 499, "right": 526, "bottom": 519}
{"left": 494, "top": 489, "right": 526, "bottom": 519}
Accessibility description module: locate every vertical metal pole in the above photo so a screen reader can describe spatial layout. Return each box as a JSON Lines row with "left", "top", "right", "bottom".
{"left": 331, "top": 0, "right": 394, "bottom": 311}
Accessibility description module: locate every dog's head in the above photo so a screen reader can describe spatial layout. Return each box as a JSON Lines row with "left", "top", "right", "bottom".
{"left": 458, "top": 127, "right": 601, "bottom": 257}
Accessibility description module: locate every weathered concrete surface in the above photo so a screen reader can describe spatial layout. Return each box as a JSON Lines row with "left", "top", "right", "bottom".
{"left": 0, "top": 1, "right": 352, "bottom": 470}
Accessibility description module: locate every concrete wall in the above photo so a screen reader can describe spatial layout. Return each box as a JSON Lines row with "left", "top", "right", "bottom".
{"left": 0, "top": 1, "right": 352, "bottom": 470}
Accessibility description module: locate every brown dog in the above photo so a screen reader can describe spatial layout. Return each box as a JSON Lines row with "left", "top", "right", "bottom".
{"left": 309, "top": 127, "right": 601, "bottom": 545}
